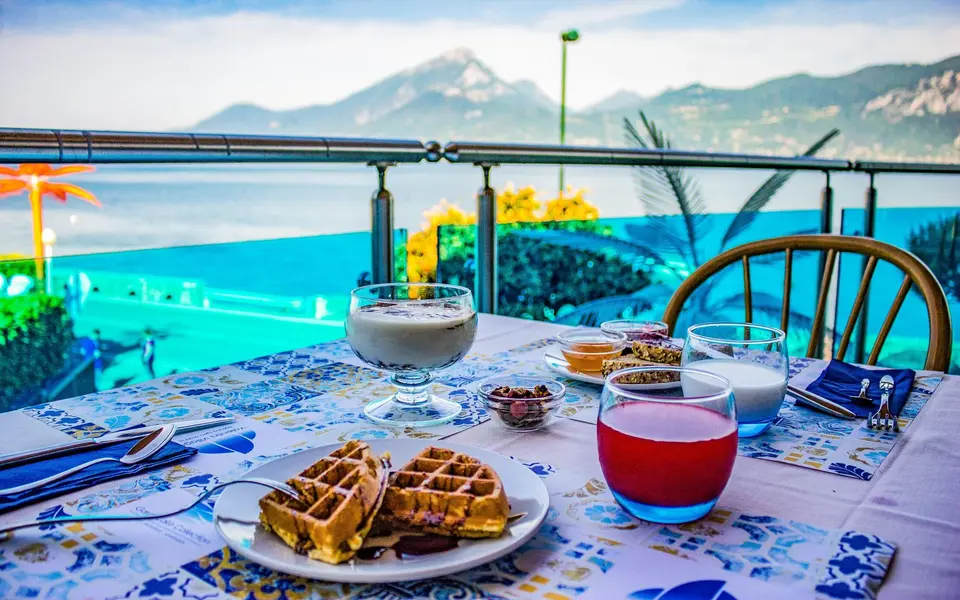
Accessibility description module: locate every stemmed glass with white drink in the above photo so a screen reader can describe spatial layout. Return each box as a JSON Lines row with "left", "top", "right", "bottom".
{"left": 346, "top": 283, "right": 478, "bottom": 427}
{"left": 681, "top": 323, "right": 788, "bottom": 437}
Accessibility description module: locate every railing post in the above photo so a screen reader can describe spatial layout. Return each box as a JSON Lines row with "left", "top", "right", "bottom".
{"left": 819, "top": 171, "right": 833, "bottom": 235}
{"left": 370, "top": 163, "right": 395, "bottom": 285}
{"left": 863, "top": 172, "right": 877, "bottom": 238}
{"left": 476, "top": 163, "right": 497, "bottom": 314}
{"left": 815, "top": 170, "right": 834, "bottom": 357}
{"left": 854, "top": 172, "right": 878, "bottom": 363}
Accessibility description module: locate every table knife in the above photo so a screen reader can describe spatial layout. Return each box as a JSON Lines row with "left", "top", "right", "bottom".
{"left": 0, "top": 416, "right": 234, "bottom": 469}
{"left": 786, "top": 385, "right": 858, "bottom": 420}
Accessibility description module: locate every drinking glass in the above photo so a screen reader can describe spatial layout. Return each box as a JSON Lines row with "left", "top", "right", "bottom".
{"left": 681, "top": 323, "right": 788, "bottom": 438}
{"left": 599, "top": 367, "right": 737, "bottom": 523}
{"left": 346, "top": 283, "right": 477, "bottom": 427}
{"left": 600, "top": 319, "right": 669, "bottom": 341}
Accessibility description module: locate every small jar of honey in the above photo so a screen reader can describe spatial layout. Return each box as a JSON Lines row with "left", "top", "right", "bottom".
{"left": 555, "top": 328, "right": 628, "bottom": 373}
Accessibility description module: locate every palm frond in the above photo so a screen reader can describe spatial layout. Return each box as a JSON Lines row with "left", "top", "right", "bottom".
{"left": 554, "top": 286, "right": 675, "bottom": 327}
{"left": 625, "top": 112, "right": 708, "bottom": 268}
{"left": 625, "top": 219, "right": 697, "bottom": 272}
{"left": 719, "top": 129, "right": 840, "bottom": 249}
{"left": 714, "top": 292, "right": 815, "bottom": 331}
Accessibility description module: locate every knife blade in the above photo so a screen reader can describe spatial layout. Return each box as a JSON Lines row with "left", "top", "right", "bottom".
{"left": 786, "top": 385, "right": 858, "bottom": 420}
{"left": 0, "top": 416, "right": 235, "bottom": 469}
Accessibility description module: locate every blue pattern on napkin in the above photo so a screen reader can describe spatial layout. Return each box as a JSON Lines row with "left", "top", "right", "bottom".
{"left": 806, "top": 360, "right": 915, "bottom": 418}
{"left": 0, "top": 438, "right": 196, "bottom": 513}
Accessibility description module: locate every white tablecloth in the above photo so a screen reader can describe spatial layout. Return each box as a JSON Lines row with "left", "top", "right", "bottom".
{"left": 1, "top": 314, "right": 958, "bottom": 599}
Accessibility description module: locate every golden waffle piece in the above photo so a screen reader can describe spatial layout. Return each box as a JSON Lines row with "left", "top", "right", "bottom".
{"left": 379, "top": 446, "right": 509, "bottom": 539}
{"left": 258, "top": 440, "right": 387, "bottom": 564}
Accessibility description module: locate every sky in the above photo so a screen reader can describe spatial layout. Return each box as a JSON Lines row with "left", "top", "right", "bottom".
{"left": 1, "top": 0, "right": 959, "bottom": 131}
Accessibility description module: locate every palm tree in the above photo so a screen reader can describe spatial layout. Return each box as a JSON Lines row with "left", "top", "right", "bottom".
{"left": 0, "top": 164, "right": 100, "bottom": 279}
{"left": 907, "top": 212, "right": 960, "bottom": 301}
{"left": 525, "top": 112, "right": 839, "bottom": 331}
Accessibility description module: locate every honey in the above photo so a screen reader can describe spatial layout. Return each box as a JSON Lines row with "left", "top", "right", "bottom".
{"left": 561, "top": 342, "right": 623, "bottom": 373}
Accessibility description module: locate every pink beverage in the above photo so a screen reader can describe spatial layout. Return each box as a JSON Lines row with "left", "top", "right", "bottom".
{"left": 597, "top": 402, "right": 737, "bottom": 508}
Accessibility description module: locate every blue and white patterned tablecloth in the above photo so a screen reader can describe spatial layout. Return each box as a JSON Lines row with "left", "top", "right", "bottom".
{"left": 0, "top": 326, "right": 906, "bottom": 600}
{"left": 498, "top": 338, "right": 942, "bottom": 481}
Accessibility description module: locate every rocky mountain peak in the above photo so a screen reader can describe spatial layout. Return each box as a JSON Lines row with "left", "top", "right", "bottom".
{"left": 863, "top": 70, "right": 960, "bottom": 122}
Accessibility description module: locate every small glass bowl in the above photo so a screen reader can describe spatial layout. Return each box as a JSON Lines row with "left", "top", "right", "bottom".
{"left": 601, "top": 319, "right": 669, "bottom": 341}
{"left": 555, "top": 328, "right": 628, "bottom": 373}
{"left": 478, "top": 375, "right": 566, "bottom": 431}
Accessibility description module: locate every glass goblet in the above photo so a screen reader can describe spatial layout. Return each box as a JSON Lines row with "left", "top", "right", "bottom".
{"left": 346, "top": 283, "right": 477, "bottom": 427}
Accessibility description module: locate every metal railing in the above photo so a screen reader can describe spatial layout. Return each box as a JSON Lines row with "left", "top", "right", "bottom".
{"left": 3, "top": 127, "right": 960, "bottom": 359}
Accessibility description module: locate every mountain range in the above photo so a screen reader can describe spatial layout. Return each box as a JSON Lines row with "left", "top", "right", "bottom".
{"left": 192, "top": 48, "right": 960, "bottom": 161}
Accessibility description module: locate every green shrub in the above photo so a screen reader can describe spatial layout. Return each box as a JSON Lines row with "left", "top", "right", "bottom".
{"left": 438, "top": 222, "right": 650, "bottom": 321}
{"left": 0, "top": 294, "right": 74, "bottom": 410}
{"left": 0, "top": 256, "right": 36, "bottom": 280}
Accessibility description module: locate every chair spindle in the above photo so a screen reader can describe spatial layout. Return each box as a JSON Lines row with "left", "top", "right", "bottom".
{"left": 743, "top": 256, "right": 753, "bottom": 324}
{"left": 781, "top": 248, "right": 793, "bottom": 332}
{"left": 837, "top": 256, "right": 878, "bottom": 360}
{"left": 807, "top": 248, "right": 837, "bottom": 358}
{"left": 868, "top": 275, "right": 912, "bottom": 365}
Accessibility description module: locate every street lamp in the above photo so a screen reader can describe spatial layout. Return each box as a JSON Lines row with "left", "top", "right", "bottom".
{"left": 559, "top": 28, "right": 580, "bottom": 198}
{"left": 41, "top": 227, "right": 57, "bottom": 294}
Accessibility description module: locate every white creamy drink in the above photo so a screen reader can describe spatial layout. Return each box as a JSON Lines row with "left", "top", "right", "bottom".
{"left": 346, "top": 303, "right": 478, "bottom": 372}
{"left": 682, "top": 359, "right": 787, "bottom": 423}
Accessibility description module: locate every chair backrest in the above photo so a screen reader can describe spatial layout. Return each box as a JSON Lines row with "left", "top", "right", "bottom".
{"left": 661, "top": 234, "right": 952, "bottom": 371}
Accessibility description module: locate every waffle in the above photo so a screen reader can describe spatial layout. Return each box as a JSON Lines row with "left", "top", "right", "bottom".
{"left": 258, "top": 440, "right": 387, "bottom": 564}
{"left": 379, "top": 446, "right": 509, "bottom": 538}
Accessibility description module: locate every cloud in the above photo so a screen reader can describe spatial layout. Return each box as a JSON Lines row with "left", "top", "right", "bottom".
{"left": 0, "top": 6, "right": 957, "bottom": 131}
{"left": 536, "top": 0, "right": 683, "bottom": 30}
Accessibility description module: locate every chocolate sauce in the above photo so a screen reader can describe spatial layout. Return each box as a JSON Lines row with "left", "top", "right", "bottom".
{"left": 356, "top": 546, "right": 388, "bottom": 560}
{"left": 392, "top": 534, "right": 459, "bottom": 558}
{"left": 357, "top": 534, "right": 459, "bottom": 561}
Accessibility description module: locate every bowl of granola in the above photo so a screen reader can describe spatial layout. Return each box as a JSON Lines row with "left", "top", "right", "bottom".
{"left": 478, "top": 375, "right": 566, "bottom": 432}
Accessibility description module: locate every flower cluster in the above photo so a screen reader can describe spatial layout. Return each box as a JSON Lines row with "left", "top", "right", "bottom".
{"left": 406, "top": 185, "right": 598, "bottom": 283}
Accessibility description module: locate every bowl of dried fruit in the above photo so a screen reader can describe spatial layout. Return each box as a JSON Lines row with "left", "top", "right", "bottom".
{"left": 478, "top": 375, "right": 566, "bottom": 431}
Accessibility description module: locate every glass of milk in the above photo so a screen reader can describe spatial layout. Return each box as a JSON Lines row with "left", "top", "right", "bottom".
{"left": 346, "top": 283, "right": 477, "bottom": 427}
{"left": 680, "top": 323, "right": 788, "bottom": 438}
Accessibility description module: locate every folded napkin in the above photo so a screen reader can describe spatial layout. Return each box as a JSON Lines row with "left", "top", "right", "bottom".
{"left": 0, "top": 437, "right": 196, "bottom": 514}
{"left": 806, "top": 360, "right": 916, "bottom": 418}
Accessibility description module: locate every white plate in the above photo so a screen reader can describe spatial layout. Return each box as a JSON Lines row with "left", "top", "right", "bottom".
{"left": 213, "top": 439, "right": 549, "bottom": 583}
{"left": 543, "top": 346, "right": 681, "bottom": 390}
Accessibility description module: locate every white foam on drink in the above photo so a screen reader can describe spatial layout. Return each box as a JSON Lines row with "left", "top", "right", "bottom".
{"left": 346, "top": 302, "right": 477, "bottom": 370}
{"left": 600, "top": 402, "right": 736, "bottom": 443}
{"left": 352, "top": 303, "right": 474, "bottom": 325}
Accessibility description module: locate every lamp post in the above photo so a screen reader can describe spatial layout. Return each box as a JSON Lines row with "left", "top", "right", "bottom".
{"left": 559, "top": 28, "right": 580, "bottom": 198}
{"left": 41, "top": 227, "right": 57, "bottom": 294}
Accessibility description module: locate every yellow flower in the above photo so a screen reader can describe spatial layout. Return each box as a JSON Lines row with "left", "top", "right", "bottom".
{"left": 406, "top": 187, "right": 599, "bottom": 282}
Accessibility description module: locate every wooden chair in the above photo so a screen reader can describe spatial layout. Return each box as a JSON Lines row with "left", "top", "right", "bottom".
{"left": 661, "top": 234, "right": 953, "bottom": 371}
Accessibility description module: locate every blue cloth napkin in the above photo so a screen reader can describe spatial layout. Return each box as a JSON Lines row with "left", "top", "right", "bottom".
{"left": 806, "top": 360, "right": 916, "bottom": 418}
{"left": 0, "top": 437, "right": 197, "bottom": 514}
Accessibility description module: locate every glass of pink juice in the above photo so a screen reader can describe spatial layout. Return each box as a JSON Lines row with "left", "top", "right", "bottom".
{"left": 598, "top": 366, "right": 737, "bottom": 523}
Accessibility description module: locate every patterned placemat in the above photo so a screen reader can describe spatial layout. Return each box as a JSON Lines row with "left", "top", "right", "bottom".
{"left": 0, "top": 457, "right": 894, "bottom": 600}
{"left": 498, "top": 338, "right": 943, "bottom": 481}
{"left": 524, "top": 458, "right": 895, "bottom": 600}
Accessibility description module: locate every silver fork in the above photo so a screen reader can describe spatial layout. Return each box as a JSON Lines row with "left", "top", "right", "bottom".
{"left": 0, "top": 477, "right": 297, "bottom": 536}
{"left": 868, "top": 375, "right": 898, "bottom": 432}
